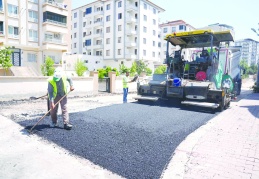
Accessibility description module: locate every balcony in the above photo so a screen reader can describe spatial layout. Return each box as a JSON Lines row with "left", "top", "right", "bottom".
{"left": 126, "top": 30, "right": 137, "bottom": 35}
{"left": 28, "top": 37, "right": 38, "bottom": 42}
{"left": 126, "top": 16, "right": 137, "bottom": 24}
{"left": 93, "top": 21, "right": 103, "bottom": 27}
{"left": 28, "top": 0, "right": 38, "bottom": 4}
{"left": 93, "top": 43, "right": 103, "bottom": 49}
{"left": 94, "top": 10, "right": 103, "bottom": 16}
{"left": 125, "top": 54, "right": 136, "bottom": 59}
{"left": 8, "top": 34, "right": 19, "bottom": 39}
{"left": 43, "top": 1, "right": 68, "bottom": 16}
{"left": 28, "top": 17, "right": 38, "bottom": 23}
{"left": 93, "top": 32, "right": 103, "bottom": 38}
{"left": 43, "top": 38, "right": 67, "bottom": 51}
{"left": 126, "top": 4, "right": 138, "bottom": 12}
{"left": 43, "top": 19, "right": 68, "bottom": 34}
{"left": 126, "top": 42, "right": 137, "bottom": 47}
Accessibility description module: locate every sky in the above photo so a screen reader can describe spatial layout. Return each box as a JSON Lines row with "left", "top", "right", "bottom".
{"left": 72, "top": 0, "right": 259, "bottom": 41}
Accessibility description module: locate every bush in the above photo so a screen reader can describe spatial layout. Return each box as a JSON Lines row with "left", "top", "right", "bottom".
{"left": 75, "top": 59, "right": 88, "bottom": 76}
{"left": 41, "top": 56, "right": 55, "bottom": 76}
{"left": 0, "top": 47, "right": 13, "bottom": 75}
{"left": 252, "top": 82, "right": 259, "bottom": 93}
{"left": 146, "top": 67, "right": 152, "bottom": 76}
{"left": 98, "top": 66, "right": 119, "bottom": 79}
{"left": 154, "top": 65, "right": 167, "bottom": 74}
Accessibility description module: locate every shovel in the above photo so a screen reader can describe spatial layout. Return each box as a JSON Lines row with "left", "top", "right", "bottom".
{"left": 28, "top": 91, "right": 71, "bottom": 134}
{"left": 29, "top": 94, "right": 48, "bottom": 100}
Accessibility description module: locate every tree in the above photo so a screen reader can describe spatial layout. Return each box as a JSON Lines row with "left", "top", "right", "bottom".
{"left": 75, "top": 59, "right": 88, "bottom": 76}
{"left": 146, "top": 67, "right": 152, "bottom": 76}
{"left": 0, "top": 47, "right": 13, "bottom": 75}
{"left": 119, "top": 64, "right": 130, "bottom": 74}
{"left": 135, "top": 60, "right": 147, "bottom": 75}
{"left": 41, "top": 56, "right": 55, "bottom": 76}
{"left": 154, "top": 65, "right": 167, "bottom": 74}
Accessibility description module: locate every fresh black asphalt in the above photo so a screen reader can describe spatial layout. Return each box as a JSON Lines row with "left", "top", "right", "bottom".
{"left": 16, "top": 102, "right": 217, "bottom": 179}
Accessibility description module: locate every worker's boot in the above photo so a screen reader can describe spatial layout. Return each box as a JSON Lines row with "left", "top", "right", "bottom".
{"left": 64, "top": 123, "right": 72, "bottom": 130}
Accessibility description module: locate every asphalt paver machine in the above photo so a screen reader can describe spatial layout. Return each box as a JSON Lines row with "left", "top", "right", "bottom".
{"left": 135, "top": 29, "right": 242, "bottom": 111}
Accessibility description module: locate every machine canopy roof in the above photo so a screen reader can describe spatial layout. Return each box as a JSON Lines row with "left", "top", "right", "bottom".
{"left": 164, "top": 29, "right": 234, "bottom": 48}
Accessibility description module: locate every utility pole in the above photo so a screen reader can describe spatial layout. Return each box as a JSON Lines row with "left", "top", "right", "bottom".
{"left": 251, "top": 26, "right": 259, "bottom": 88}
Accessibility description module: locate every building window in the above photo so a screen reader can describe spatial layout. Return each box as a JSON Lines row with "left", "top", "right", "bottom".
{"left": 28, "top": 53, "right": 37, "bottom": 62}
{"left": 106, "top": 15, "right": 110, "bottom": 22}
{"left": 85, "top": 39, "right": 91, "bottom": 46}
{"left": 144, "top": 3, "right": 147, "bottom": 9}
{"left": 74, "top": 23, "right": 77, "bottom": 28}
{"left": 153, "top": 41, "right": 155, "bottom": 46}
{"left": 74, "top": 43, "right": 76, "bottom": 48}
{"left": 143, "top": 38, "right": 146, "bottom": 44}
{"left": 118, "top": 1, "right": 122, "bottom": 7}
{"left": 135, "top": 49, "right": 137, "bottom": 55}
{"left": 153, "top": 19, "right": 156, "bottom": 25}
{"left": 29, "top": 29, "right": 38, "bottom": 41}
{"left": 179, "top": 25, "right": 186, "bottom": 31}
{"left": 106, "top": 26, "right": 110, "bottom": 33}
{"left": 7, "top": 4, "right": 18, "bottom": 16}
{"left": 118, "top": 37, "right": 121, "bottom": 43}
{"left": 144, "top": 15, "right": 147, "bottom": 21}
{"left": 153, "top": 52, "right": 155, "bottom": 57}
{"left": 158, "top": 42, "right": 161, "bottom": 47}
{"left": 74, "top": 12, "right": 77, "bottom": 18}
{"left": 106, "top": 50, "right": 110, "bottom": 56}
{"left": 135, "top": 2, "right": 138, "bottom": 7}
{"left": 74, "top": 33, "right": 76, "bottom": 38}
{"left": 118, "top": 13, "right": 122, "bottom": 19}
{"left": 172, "top": 27, "right": 176, "bottom": 32}
{"left": 135, "top": 14, "right": 138, "bottom": 19}
{"left": 8, "top": 26, "right": 19, "bottom": 38}
{"left": 143, "top": 50, "right": 146, "bottom": 56}
{"left": 118, "top": 49, "right": 121, "bottom": 55}
{"left": 163, "top": 28, "right": 167, "bottom": 33}
{"left": 43, "top": 11, "right": 67, "bottom": 25}
{"left": 86, "top": 7, "right": 92, "bottom": 15}
{"left": 143, "top": 26, "right": 147, "bottom": 33}
{"left": 106, "top": 38, "right": 110, "bottom": 44}
{"left": 153, "top": 30, "right": 156, "bottom": 36}
{"left": 28, "top": 10, "right": 38, "bottom": 23}
{"left": 96, "top": 51, "right": 102, "bottom": 56}
{"left": 153, "top": 8, "right": 156, "bottom": 14}
{"left": 118, "top": 25, "right": 122, "bottom": 31}
{"left": 83, "top": 22, "right": 86, "bottom": 27}
{"left": 106, "top": 4, "right": 110, "bottom": 10}
{"left": 135, "top": 37, "right": 137, "bottom": 43}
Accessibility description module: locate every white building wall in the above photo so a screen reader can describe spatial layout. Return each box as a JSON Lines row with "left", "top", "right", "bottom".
{"left": 71, "top": 0, "right": 164, "bottom": 72}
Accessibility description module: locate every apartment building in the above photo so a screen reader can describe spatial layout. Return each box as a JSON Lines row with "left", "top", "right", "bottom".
{"left": 159, "top": 20, "right": 195, "bottom": 64}
{"left": 235, "top": 38, "right": 259, "bottom": 65}
{"left": 0, "top": 0, "right": 71, "bottom": 75}
{"left": 71, "top": 0, "right": 164, "bottom": 71}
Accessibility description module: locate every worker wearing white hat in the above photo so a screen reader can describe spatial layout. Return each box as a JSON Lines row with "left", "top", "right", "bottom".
{"left": 48, "top": 67, "right": 74, "bottom": 130}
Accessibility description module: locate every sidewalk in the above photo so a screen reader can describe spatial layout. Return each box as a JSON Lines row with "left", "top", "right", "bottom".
{"left": 162, "top": 81, "right": 259, "bottom": 178}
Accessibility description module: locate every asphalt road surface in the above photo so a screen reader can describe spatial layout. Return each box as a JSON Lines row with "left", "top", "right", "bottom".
{"left": 14, "top": 101, "right": 218, "bottom": 179}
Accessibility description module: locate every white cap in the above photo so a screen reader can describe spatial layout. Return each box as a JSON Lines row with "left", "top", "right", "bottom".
{"left": 53, "top": 67, "right": 63, "bottom": 81}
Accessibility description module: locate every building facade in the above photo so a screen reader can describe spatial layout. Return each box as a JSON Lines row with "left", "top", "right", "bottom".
{"left": 159, "top": 20, "right": 195, "bottom": 64}
{"left": 0, "top": 0, "right": 71, "bottom": 74}
{"left": 235, "top": 39, "right": 259, "bottom": 65}
{"left": 71, "top": 0, "right": 164, "bottom": 71}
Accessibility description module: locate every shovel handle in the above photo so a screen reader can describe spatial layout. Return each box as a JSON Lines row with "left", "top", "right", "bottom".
{"left": 28, "top": 91, "right": 71, "bottom": 133}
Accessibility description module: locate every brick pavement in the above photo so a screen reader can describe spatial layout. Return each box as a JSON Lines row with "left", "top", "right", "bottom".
{"left": 161, "top": 91, "right": 259, "bottom": 179}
